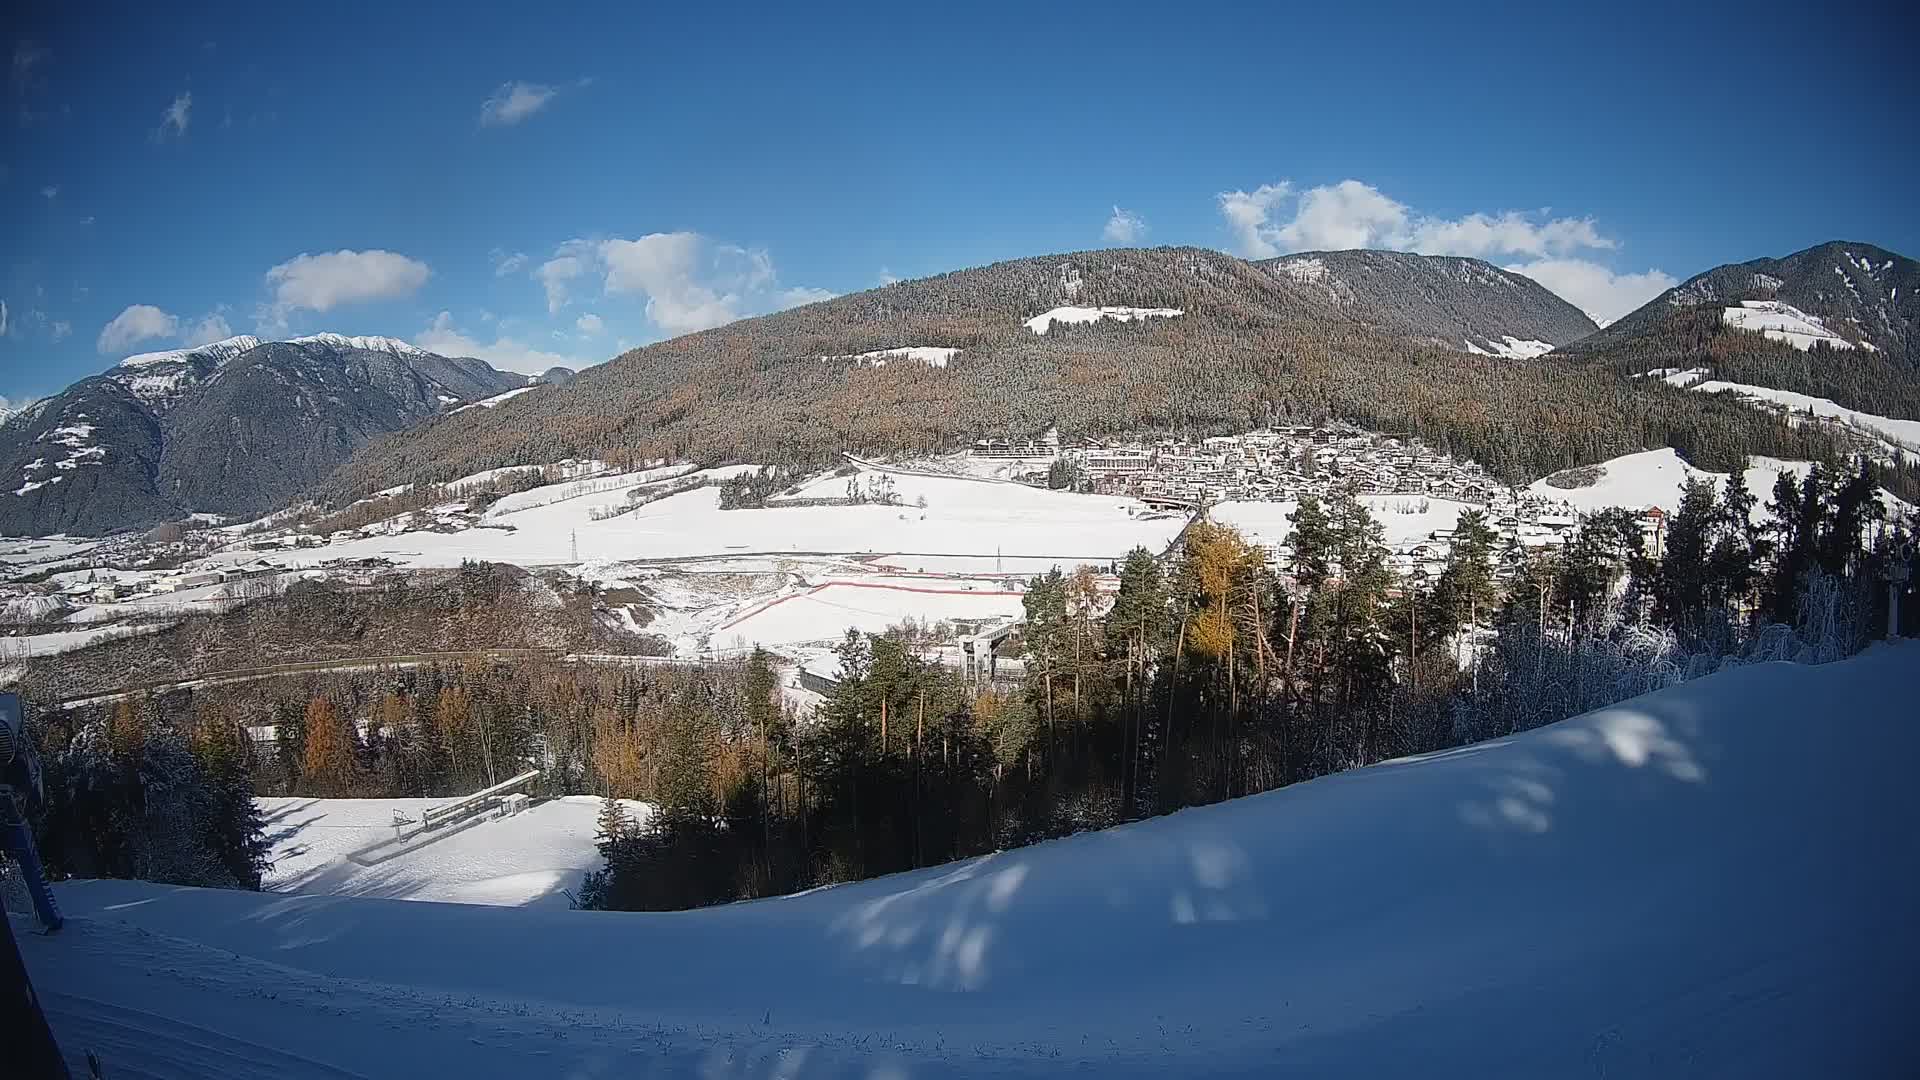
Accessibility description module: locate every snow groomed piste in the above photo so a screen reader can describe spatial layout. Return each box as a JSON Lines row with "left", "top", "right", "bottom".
{"left": 19, "top": 642, "right": 1920, "bottom": 1077}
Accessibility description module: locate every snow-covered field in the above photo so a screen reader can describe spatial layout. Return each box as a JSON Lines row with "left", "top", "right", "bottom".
{"left": 158, "top": 467, "right": 1187, "bottom": 657}
{"left": 243, "top": 467, "right": 1179, "bottom": 572}
{"left": 27, "top": 642, "right": 1919, "bottom": 1077}
{"left": 716, "top": 580, "right": 1025, "bottom": 649}
{"left": 1465, "top": 335, "right": 1555, "bottom": 359}
{"left": 259, "top": 795, "right": 647, "bottom": 908}
{"left": 1023, "top": 305, "right": 1183, "bottom": 335}
{"left": 1213, "top": 495, "right": 1475, "bottom": 551}
{"left": 824, "top": 346, "right": 960, "bottom": 368}
{"left": 1525, "top": 448, "right": 1870, "bottom": 521}
{"left": 1721, "top": 299, "right": 1856, "bottom": 351}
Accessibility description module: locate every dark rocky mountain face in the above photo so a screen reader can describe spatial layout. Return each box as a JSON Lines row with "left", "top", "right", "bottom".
{"left": 1578, "top": 241, "right": 1918, "bottom": 362}
{"left": 1259, "top": 250, "right": 1598, "bottom": 355}
{"left": 0, "top": 337, "right": 525, "bottom": 536}
{"left": 0, "top": 380, "right": 176, "bottom": 535}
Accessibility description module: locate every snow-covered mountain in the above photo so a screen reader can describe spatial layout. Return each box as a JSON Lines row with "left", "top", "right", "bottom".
{"left": 110, "top": 334, "right": 265, "bottom": 410}
{"left": 25, "top": 641, "right": 1917, "bottom": 1076}
{"left": 0, "top": 335, "right": 528, "bottom": 536}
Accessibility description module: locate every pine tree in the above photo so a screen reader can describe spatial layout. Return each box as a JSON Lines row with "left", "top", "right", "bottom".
{"left": 1428, "top": 508, "right": 1500, "bottom": 643}
{"left": 1653, "top": 479, "right": 1720, "bottom": 642}
{"left": 594, "top": 795, "right": 632, "bottom": 849}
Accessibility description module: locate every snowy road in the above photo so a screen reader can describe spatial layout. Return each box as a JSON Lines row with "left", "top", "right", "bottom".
{"left": 22, "top": 643, "right": 1920, "bottom": 1077}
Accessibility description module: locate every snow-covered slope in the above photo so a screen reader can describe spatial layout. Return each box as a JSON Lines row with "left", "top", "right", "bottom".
{"left": 286, "top": 332, "right": 447, "bottom": 361}
{"left": 1023, "top": 305, "right": 1183, "bottom": 334}
{"left": 259, "top": 795, "right": 648, "bottom": 908}
{"left": 1524, "top": 447, "right": 1874, "bottom": 519}
{"left": 1464, "top": 334, "right": 1555, "bottom": 359}
{"left": 824, "top": 346, "right": 961, "bottom": 368}
{"left": 27, "top": 643, "right": 1919, "bottom": 1077}
{"left": 1688, "top": 379, "right": 1920, "bottom": 460}
{"left": 1720, "top": 300, "right": 1856, "bottom": 351}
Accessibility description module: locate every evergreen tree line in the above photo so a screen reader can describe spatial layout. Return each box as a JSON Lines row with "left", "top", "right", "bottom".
{"left": 36, "top": 695, "right": 270, "bottom": 890}
{"left": 587, "top": 466, "right": 1914, "bottom": 911}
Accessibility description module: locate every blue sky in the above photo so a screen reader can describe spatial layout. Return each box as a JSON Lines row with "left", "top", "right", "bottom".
{"left": 3, "top": 1, "right": 1916, "bottom": 400}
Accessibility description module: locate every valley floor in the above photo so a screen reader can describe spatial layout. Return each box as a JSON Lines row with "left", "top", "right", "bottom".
{"left": 21, "top": 642, "right": 1920, "bottom": 1077}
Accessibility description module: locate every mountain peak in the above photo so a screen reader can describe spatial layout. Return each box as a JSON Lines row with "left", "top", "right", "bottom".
{"left": 286, "top": 332, "right": 440, "bottom": 360}
{"left": 117, "top": 335, "right": 264, "bottom": 370}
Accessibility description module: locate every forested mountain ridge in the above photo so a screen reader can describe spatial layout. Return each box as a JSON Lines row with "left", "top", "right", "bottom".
{"left": 0, "top": 336, "right": 529, "bottom": 536}
{"left": 321, "top": 243, "right": 1913, "bottom": 506}
{"left": 1555, "top": 242, "right": 1920, "bottom": 471}
{"left": 1260, "top": 249, "right": 1597, "bottom": 355}
{"left": 1574, "top": 240, "right": 1918, "bottom": 361}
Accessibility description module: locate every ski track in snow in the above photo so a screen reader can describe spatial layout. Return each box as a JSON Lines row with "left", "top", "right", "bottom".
{"left": 23, "top": 642, "right": 1920, "bottom": 1077}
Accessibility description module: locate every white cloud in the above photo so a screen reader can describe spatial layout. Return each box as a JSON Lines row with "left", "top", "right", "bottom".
{"left": 575, "top": 312, "right": 604, "bottom": 335}
{"left": 1218, "top": 178, "right": 1613, "bottom": 261}
{"left": 0, "top": 299, "right": 7, "bottom": 337}
{"left": 1505, "top": 258, "right": 1677, "bottom": 325}
{"left": 595, "top": 232, "right": 828, "bottom": 336}
{"left": 1217, "top": 178, "right": 1667, "bottom": 318}
{"left": 1217, "top": 182, "right": 1292, "bottom": 258}
{"left": 79, "top": 215, "right": 94, "bottom": 225}
{"left": 261, "top": 249, "right": 430, "bottom": 327}
{"left": 154, "top": 91, "right": 192, "bottom": 141}
{"left": 40, "top": 185, "right": 57, "bottom": 200}
{"left": 180, "top": 312, "right": 232, "bottom": 347}
{"left": 479, "top": 82, "right": 558, "bottom": 127}
{"left": 50, "top": 319, "right": 71, "bottom": 342}
{"left": 598, "top": 233, "right": 737, "bottom": 335}
{"left": 1103, "top": 205, "right": 1148, "bottom": 245}
{"left": 536, "top": 251, "right": 586, "bottom": 314}
{"left": 97, "top": 304, "right": 180, "bottom": 352}
{"left": 95, "top": 304, "right": 236, "bottom": 353}
{"left": 491, "top": 249, "right": 529, "bottom": 276}
{"left": 878, "top": 267, "right": 900, "bottom": 286}
{"left": 416, "top": 311, "right": 579, "bottom": 375}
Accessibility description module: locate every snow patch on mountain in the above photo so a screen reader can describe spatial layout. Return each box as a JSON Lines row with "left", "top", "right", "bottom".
{"left": 825, "top": 346, "right": 960, "bottom": 368}
{"left": 1023, "top": 305, "right": 1184, "bottom": 335}
{"left": 1721, "top": 300, "right": 1854, "bottom": 351}
{"left": 450, "top": 385, "right": 539, "bottom": 412}
{"left": 287, "top": 332, "right": 444, "bottom": 360}
{"left": 117, "top": 335, "right": 264, "bottom": 370}
{"left": 1275, "top": 256, "right": 1329, "bottom": 284}
{"left": 1465, "top": 335, "right": 1555, "bottom": 359}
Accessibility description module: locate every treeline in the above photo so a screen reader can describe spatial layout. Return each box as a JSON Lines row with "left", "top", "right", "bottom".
{"left": 586, "top": 464, "right": 1914, "bottom": 911}
{"left": 11, "top": 562, "right": 661, "bottom": 704}
{"left": 314, "top": 246, "right": 1913, "bottom": 507}
{"left": 27, "top": 657, "right": 771, "bottom": 888}
{"left": 36, "top": 695, "right": 269, "bottom": 889}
